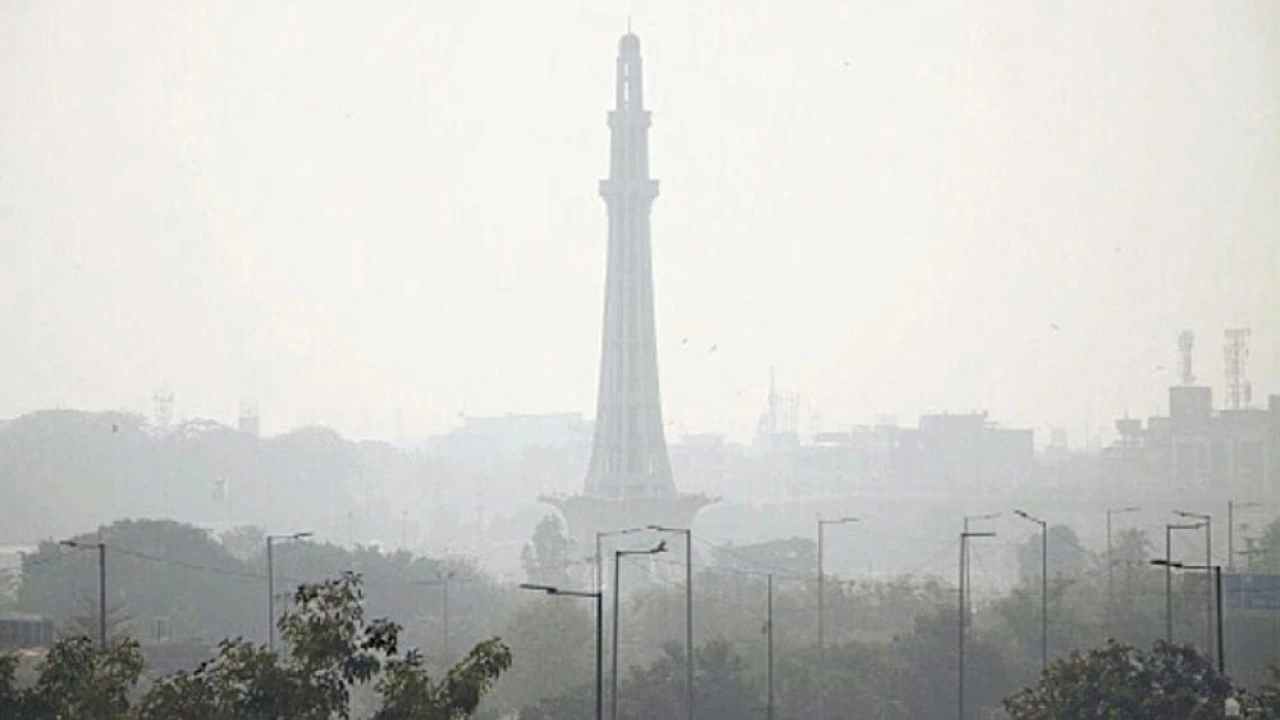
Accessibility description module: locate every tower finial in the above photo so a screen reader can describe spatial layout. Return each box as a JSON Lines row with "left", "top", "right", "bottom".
{"left": 627, "top": 15, "right": 632, "bottom": 33}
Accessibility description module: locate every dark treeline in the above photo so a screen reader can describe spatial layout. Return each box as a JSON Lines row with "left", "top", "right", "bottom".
{"left": 6, "top": 515, "right": 1280, "bottom": 717}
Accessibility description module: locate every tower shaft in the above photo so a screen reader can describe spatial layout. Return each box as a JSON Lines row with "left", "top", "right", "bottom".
{"left": 584, "top": 33, "right": 675, "bottom": 500}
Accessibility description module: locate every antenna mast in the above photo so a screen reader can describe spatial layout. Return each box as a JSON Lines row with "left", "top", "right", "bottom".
{"left": 1177, "top": 330, "right": 1195, "bottom": 385}
{"left": 1224, "top": 328, "right": 1251, "bottom": 410}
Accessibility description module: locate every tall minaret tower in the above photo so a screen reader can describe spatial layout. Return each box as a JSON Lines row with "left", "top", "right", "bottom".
{"left": 583, "top": 31, "right": 675, "bottom": 500}
{"left": 545, "top": 31, "right": 713, "bottom": 564}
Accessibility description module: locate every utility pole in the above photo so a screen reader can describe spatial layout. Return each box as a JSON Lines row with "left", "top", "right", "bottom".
{"left": 963, "top": 514, "right": 1000, "bottom": 623}
{"left": 416, "top": 571, "right": 456, "bottom": 665}
{"left": 1106, "top": 506, "right": 1140, "bottom": 635}
{"left": 60, "top": 540, "right": 107, "bottom": 650}
{"left": 266, "top": 531, "right": 312, "bottom": 652}
{"left": 650, "top": 526, "right": 695, "bottom": 720}
{"left": 817, "top": 516, "right": 857, "bottom": 720}
{"left": 1164, "top": 523, "right": 1204, "bottom": 644}
{"left": 1014, "top": 510, "right": 1048, "bottom": 671}
{"left": 521, "top": 583, "right": 605, "bottom": 720}
{"left": 1176, "top": 510, "right": 1213, "bottom": 660}
{"left": 97, "top": 542, "right": 106, "bottom": 650}
{"left": 766, "top": 573, "right": 775, "bottom": 720}
{"left": 612, "top": 541, "right": 667, "bottom": 720}
{"left": 959, "top": 530, "right": 996, "bottom": 720}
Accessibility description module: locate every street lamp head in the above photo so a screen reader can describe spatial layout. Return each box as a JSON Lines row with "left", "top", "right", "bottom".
{"left": 820, "top": 516, "right": 859, "bottom": 526}
{"left": 1168, "top": 522, "right": 1205, "bottom": 531}
{"left": 599, "top": 527, "right": 647, "bottom": 539}
{"left": 292, "top": 531, "right": 314, "bottom": 540}
{"left": 1113, "top": 505, "right": 1141, "bottom": 514}
{"left": 1174, "top": 510, "right": 1209, "bottom": 520}
{"left": 962, "top": 531, "right": 997, "bottom": 539}
{"left": 1014, "top": 509, "right": 1044, "bottom": 525}
{"left": 647, "top": 524, "right": 688, "bottom": 534}
{"left": 616, "top": 540, "right": 668, "bottom": 558}
{"left": 966, "top": 512, "right": 1001, "bottom": 521}
{"left": 1150, "top": 559, "right": 1183, "bottom": 568}
{"left": 519, "top": 583, "right": 558, "bottom": 594}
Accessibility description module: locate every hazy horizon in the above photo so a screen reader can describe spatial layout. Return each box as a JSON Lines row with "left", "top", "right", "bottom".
{"left": 3, "top": 1, "right": 1277, "bottom": 444}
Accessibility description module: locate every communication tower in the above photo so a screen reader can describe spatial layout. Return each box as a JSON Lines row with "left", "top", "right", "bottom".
{"left": 1177, "top": 330, "right": 1195, "bottom": 385}
{"left": 238, "top": 398, "right": 260, "bottom": 437}
{"left": 1224, "top": 328, "right": 1252, "bottom": 410}
{"left": 152, "top": 386, "right": 174, "bottom": 430}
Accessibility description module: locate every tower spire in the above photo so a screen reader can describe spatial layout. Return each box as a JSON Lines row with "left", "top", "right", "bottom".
{"left": 584, "top": 31, "right": 673, "bottom": 500}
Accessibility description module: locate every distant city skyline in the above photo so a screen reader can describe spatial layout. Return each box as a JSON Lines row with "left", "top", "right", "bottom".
{"left": 3, "top": 1, "right": 1277, "bottom": 444}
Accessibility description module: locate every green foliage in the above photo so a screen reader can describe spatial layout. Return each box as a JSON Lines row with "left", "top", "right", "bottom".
{"left": 1255, "top": 518, "right": 1280, "bottom": 573}
{"left": 1247, "top": 664, "right": 1280, "bottom": 716}
{"left": 17, "top": 518, "right": 511, "bottom": 659}
{"left": 1016, "top": 524, "right": 1087, "bottom": 583}
{"left": 1003, "top": 641, "right": 1234, "bottom": 719}
{"left": 20, "top": 519, "right": 261, "bottom": 643}
{"left": 489, "top": 595, "right": 593, "bottom": 712}
{"left": 7, "top": 636, "right": 144, "bottom": 720}
{"left": 137, "top": 572, "right": 510, "bottom": 719}
{"left": 0, "top": 654, "right": 19, "bottom": 718}
{"left": 375, "top": 638, "right": 512, "bottom": 720}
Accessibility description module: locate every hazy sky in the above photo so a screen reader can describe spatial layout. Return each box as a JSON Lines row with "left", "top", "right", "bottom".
{"left": 2, "top": 1, "right": 1277, "bottom": 443}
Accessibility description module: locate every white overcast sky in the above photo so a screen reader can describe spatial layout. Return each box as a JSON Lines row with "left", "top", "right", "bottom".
{"left": 2, "top": 1, "right": 1277, "bottom": 443}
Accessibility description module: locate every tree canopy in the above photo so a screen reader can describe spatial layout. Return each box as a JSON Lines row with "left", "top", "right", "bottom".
{"left": 3, "top": 573, "right": 510, "bottom": 719}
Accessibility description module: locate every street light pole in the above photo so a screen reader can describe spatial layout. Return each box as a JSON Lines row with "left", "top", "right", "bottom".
{"left": 61, "top": 540, "right": 107, "bottom": 650}
{"left": 596, "top": 528, "right": 646, "bottom": 593}
{"left": 612, "top": 541, "right": 667, "bottom": 720}
{"left": 415, "top": 571, "right": 457, "bottom": 665}
{"left": 1152, "top": 562, "right": 1226, "bottom": 675}
{"left": 1014, "top": 510, "right": 1048, "bottom": 671}
{"left": 521, "top": 583, "right": 605, "bottom": 720}
{"left": 959, "top": 530, "right": 996, "bottom": 720}
{"left": 650, "top": 525, "right": 694, "bottom": 720}
{"left": 1106, "top": 506, "right": 1140, "bottom": 635}
{"left": 816, "top": 516, "right": 857, "bottom": 720}
{"left": 1163, "top": 523, "right": 1204, "bottom": 644}
{"left": 1176, "top": 510, "right": 1213, "bottom": 659}
{"left": 963, "top": 514, "right": 1000, "bottom": 629}
{"left": 266, "top": 531, "right": 312, "bottom": 652}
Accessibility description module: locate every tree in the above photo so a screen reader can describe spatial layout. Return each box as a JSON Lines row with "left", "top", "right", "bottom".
{"left": 1003, "top": 641, "right": 1234, "bottom": 719}
{"left": 0, "top": 654, "right": 19, "bottom": 718}
{"left": 218, "top": 524, "right": 267, "bottom": 562}
{"left": 524, "top": 639, "right": 755, "bottom": 720}
{"left": 520, "top": 515, "right": 573, "bottom": 588}
{"left": 0, "top": 568, "right": 16, "bottom": 613}
{"left": 1017, "top": 524, "right": 1086, "bottom": 584}
{"left": 136, "top": 572, "right": 511, "bottom": 719}
{"left": 488, "top": 595, "right": 593, "bottom": 713}
{"left": 8, "top": 636, "right": 144, "bottom": 720}
{"left": 374, "top": 637, "right": 512, "bottom": 720}
{"left": 1246, "top": 664, "right": 1280, "bottom": 716}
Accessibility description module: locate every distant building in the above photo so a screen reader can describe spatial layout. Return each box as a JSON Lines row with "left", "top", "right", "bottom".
{"left": 1102, "top": 386, "right": 1279, "bottom": 494}
{"left": 0, "top": 614, "right": 54, "bottom": 650}
{"left": 741, "top": 412, "right": 1035, "bottom": 499}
